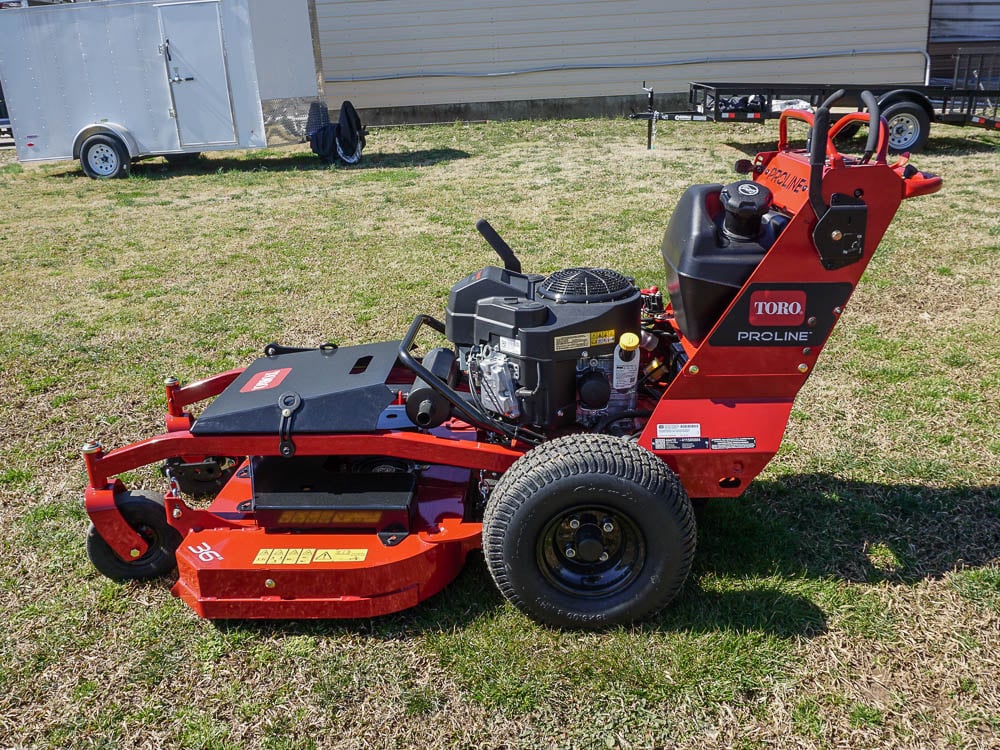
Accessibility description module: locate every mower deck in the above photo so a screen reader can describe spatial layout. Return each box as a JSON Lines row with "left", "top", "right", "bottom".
{"left": 171, "top": 462, "right": 481, "bottom": 619}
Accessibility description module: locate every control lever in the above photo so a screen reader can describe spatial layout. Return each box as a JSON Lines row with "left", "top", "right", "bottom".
{"left": 476, "top": 219, "right": 522, "bottom": 273}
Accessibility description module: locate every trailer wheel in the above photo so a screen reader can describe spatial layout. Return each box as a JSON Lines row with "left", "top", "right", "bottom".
{"left": 883, "top": 101, "right": 931, "bottom": 153}
{"left": 86, "top": 491, "right": 181, "bottom": 581}
{"left": 80, "top": 134, "right": 130, "bottom": 179}
{"left": 483, "top": 434, "right": 695, "bottom": 628}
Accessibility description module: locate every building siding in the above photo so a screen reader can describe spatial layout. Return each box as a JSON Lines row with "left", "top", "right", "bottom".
{"left": 930, "top": 0, "right": 1000, "bottom": 42}
{"left": 316, "top": 0, "right": 931, "bottom": 110}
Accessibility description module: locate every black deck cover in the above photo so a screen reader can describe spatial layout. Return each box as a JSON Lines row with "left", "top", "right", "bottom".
{"left": 191, "top": 341, "right": 402, "bottom": 435}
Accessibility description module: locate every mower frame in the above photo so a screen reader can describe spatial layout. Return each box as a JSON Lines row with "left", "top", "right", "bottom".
{"left": 81, "top": 90, "right": 942, "bottom": 622}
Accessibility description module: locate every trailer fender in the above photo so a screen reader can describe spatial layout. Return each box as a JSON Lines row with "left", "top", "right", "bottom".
{"left": 875, "top": 89, "right": 934, "bottom": 121}
{"left": 874, "top": 90, "right": 935, "bottom": 153}
{"left": 72, "top": 123, "right": 138, "bottom": 161}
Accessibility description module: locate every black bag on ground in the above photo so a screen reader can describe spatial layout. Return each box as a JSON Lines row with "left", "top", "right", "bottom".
{"left": 308, "top": 101, "right": 367, "bottom": 165}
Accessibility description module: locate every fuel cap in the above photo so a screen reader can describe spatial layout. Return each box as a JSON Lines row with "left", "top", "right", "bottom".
{"left": 720, "top": 180, "right": 773, "bottom": 241}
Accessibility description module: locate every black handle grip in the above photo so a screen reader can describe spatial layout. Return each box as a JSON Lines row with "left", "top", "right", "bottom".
{"left": 860, "top": 90, "right": 880, "bottom": 162}
{"left": 809, "top": 88, "right": 845, "bottom": 219}
{"left": 476, "top": 219, "right": 521, "bottom": 273}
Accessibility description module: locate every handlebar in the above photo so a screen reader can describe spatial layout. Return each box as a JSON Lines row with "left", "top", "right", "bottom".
{"left": 860, "top": 90, "right": 880, "bottom": 162}
{"left": 808, "top": 89, "right": 845, "bottom": 221}
{"left": 778, "top": 90, "right": 891, "bottom": 218}
{"left": 476, "top": 219, "right": 521, "bottom": 273}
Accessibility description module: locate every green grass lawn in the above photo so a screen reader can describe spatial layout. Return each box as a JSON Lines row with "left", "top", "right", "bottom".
{"left": 0, "top": 118, "right": 997, "bottom": 749}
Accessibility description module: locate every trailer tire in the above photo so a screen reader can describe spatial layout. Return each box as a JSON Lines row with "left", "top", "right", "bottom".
{"left": 483, "top": 433, "right": 695, "bottom": 628}
{"left": 883, "top": 101, "right": 931, "bottom": 154}
{"left": 80, "top": 133, "right": 130, "bottom": 179}
{"left": 86, "top": 491, "right": 181, "bottom": 580}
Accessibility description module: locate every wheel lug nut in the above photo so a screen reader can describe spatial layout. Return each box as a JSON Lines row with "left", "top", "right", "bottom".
{"left": 602, "top": 520, "right": 614, "bottom": 533}
{"left": 564, "top": 546, "right": 577, "bottom": 559}
{"left": 599, "top": 552, "right": 609, "bottom": 562}
{"left": 568, "top": 517, "right": 581, "bottom": 530}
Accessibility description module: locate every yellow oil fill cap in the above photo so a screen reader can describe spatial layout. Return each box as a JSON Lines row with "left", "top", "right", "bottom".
{"left": 619, "top": 332, "right": 640, "bottom": 351}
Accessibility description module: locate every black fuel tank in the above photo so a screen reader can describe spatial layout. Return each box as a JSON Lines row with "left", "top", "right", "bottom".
{"left": 662, "top": 184, "right": 786, "bottom": 343}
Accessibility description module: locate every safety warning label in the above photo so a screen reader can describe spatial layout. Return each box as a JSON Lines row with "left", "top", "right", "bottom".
{"left": 252, "top": 548, "right": 368, "bottom": 565}
{"left": 652, "top": 436, "right": 757, "bottom": 451}
{"left": 553, "top": 329, "right": 617, "bottom": 352}
{"left": 314, "top": 549, "right": 367, "bottom": 563}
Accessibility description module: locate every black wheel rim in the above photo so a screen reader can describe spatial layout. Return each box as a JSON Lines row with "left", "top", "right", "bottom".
{"left": 536, "top": 504, "right": 646, "bottom": 598}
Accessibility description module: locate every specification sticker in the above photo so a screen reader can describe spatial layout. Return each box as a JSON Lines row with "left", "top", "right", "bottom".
{"left": 553, "top": 329, "right": 617, "bottom": 352}
{"left": 652, "top": 437, "right": 710, "bottom": 451}
{"left": 710, "top": 438, "right": 757, "bottom": 450}
{"left": 657, "top": 423, "right": 702, "bottom": 438}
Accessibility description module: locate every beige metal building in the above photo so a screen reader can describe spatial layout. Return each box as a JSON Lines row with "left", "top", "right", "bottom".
{"left": 314, "top": 0, "right": 933, "bottom": 121}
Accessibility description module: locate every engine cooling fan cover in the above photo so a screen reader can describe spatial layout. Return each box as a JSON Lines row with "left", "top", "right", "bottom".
{"left": 537, "top": 267, "right": 636, "bottom": 303}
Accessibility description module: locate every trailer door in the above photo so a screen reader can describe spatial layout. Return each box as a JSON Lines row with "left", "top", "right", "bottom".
{"left": 157, "top": 1, "right": 237, "bottom": 147}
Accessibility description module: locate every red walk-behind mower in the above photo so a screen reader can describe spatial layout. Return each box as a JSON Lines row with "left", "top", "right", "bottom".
{"left": 82, "top": 91, "right": 941, "bottom": 628}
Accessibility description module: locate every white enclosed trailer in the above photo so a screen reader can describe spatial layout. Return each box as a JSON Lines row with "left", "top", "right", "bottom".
{"left": 0, "top": 0, "right": 324, "bottom": 177}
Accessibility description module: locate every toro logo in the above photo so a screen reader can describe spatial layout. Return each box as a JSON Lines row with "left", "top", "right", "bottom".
{"left": 749, "top": 290, "right": 806, "bottom": 326}
{"left": 240, "top": 367, "right": 292, "bottom": 393}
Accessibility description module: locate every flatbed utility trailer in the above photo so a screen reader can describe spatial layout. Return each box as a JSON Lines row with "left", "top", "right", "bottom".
{"left": 632, "top": 49, "right": 1000, "bottom": 153}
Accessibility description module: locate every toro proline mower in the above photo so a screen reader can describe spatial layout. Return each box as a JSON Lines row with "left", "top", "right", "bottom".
{"left": 82, "top": 92, "right": 941, "bottom": 627}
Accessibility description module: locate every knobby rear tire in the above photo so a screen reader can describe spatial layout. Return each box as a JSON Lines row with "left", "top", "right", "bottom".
{"left": 483, "top": 433, "right": 696, "bottom": 629}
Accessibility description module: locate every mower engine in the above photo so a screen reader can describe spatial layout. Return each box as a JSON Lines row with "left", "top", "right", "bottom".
{"left": 441, "top": 265, "right": 644, "bottom": 429}
{"left": 428, "top": 176, "right": 786, "bottom": 434}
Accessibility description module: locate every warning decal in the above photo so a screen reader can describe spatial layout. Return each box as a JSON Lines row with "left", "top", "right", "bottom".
{"left": 553, "top": 330, "right": 617, "bottom": 352}
{"left": 313, "top": 549, "right": 368, "bottom": 563}
{"left": 652, "top": 437, "right": 757, "bottom": 451}
{"left": 253, "top": 548, "right": 316, "bottom": 565}
{"left": 590, "top": 330, "right": 616, "bottom": 346}
{"left": 252, "top": 548, "right": 369, "bottom": 565}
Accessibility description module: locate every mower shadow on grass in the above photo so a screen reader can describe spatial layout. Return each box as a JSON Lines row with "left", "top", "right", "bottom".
{"left": 159, "top": 475, "right": 997, "bottom": 639}
{"left": 124, "top": 148, "right": 471, "bottom": 180}
{"left": 694, "top": 474, "right": 1000, "bottom": 586}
